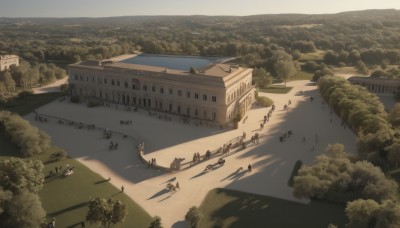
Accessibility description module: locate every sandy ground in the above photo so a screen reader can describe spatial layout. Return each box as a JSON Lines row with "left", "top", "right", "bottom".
{"left": 26, "top": 80, "right": 358, "bottom": 227}
{"left": 32, "top": 78, "right": 68, "bottom": 94}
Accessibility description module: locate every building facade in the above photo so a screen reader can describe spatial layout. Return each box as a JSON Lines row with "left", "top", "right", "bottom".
{"left": 348, "top": 76, "right": 400, "bottom": 95}
{"left": 0, "top": 55, "right": 19, "bottom": 71}
{"left": 68, "top": 59, "right": 254, "bottom": 125}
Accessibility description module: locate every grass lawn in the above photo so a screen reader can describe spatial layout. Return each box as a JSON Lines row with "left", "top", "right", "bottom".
{"left": 0, "top": 92, "right": 64, "bottom": 116}
{"left": 0, "top": 146, "right": 152, "bottom": 228}
{"left": 199, "top": 188, "right": 347, "bottom": 228}
{"left": 0, "top": 93, "right": 152, "bottom": 227}
{"left": 258, "top": 86, "right": 293, "bottom": 94}
{"left": 290, "top": 71, "right": 313, "bottom": 81}
{"left": 299, "top": 50, "right": 325, "bottom": 62}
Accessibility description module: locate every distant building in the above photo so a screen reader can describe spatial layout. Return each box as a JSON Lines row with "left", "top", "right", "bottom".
{"left": 68, "top": 55, "right": 255, "bottom": 125}
{"left": 348, "top": 76, "right": 400, "bottom": 95}
{"left": 0, "top": 55, "right": 19, "bottom": 71}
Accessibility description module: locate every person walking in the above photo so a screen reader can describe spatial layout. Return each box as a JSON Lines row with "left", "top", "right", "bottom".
{"left": 121, "top": 186, "right": 124, "bottom": 192}
{"left": 248, "top": 164, "right": 252, "bottom": 172}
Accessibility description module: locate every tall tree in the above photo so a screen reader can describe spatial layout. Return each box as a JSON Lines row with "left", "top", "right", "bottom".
{"left": 86, "top": 197, "right": 127, "bottom": 228}
{"left": 0, "top": 71, "right": 16, "bottom": 93}
{"left": 272, "top": 50, "right": 298, "bottom": 86}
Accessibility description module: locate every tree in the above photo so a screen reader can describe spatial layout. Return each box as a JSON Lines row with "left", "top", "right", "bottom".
{"left": 0, "top": 158, "right": 46, "bottom": 228}
{"left": 0, "top": 158, "right": 44, "bottom": 195}
{"left": 388, "top": 103, "right": 400, "bottom": 127}
{"left": 0, "top": 71, "right": 16, "bottom": 93}
{"left": 149, "top": 216, "right": 163, "bottom": 228}
{"left": 253, "top": 68, "right": 272, "bottom": 89}
{"left": 185, "top": 206, "right": 203, "bottom": 228}
{"left": 345, "top": 199, "right": 400, "bottom": 228}
{"left": 293, "top": 144, "right": 398, "bottom": 204}
{"left": 2, "top": 190, "right": 46, "bottom": 228}
{"left": 86, "top": 197, "right": 127, "bottom": 228}
{"left": 0, "top": 187, "right": 12, "bottom": 215}
{"left": 345, "top": 199, "right": 379, "bottom": 228}
{"left": 272, "top": 50, "right": 298, "bottom": 86}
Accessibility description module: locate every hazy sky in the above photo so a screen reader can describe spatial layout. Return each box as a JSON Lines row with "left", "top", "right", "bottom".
{"left": 1, "top": 0, "right": 400, "bottom": 17}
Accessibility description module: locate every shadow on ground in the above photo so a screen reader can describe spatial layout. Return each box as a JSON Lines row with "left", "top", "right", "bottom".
{"left": 199, "top": 188, "right": 347, "bottom": 228}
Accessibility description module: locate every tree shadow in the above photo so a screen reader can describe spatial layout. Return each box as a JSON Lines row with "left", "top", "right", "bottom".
{"left": 200, "top": 188, "right": 347, "bottom": 228}
{"left": 171, "top": 220, "right": 187, "bottom": 228}
{"left": 66, "top": 221, "right": 84, "bottom": 228}
{"left": 48, "top": 202, "right": 89, "bottom": 217}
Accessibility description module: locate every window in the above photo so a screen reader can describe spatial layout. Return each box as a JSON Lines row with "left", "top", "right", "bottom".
{"left": 143, "top": 85, "right": 147, "bottom": 91}
{"left": 186, "top": 91, "right": 191, "bottom": 98}
{"left": 74, "top": 74, "right": 78, "bottom": 80}
{"left": 132, "top": 84, "right": 136, "bottom": 89}
{"left": 124, "top": 82, "right": 128, "bottom": 88}
{"left": 169, "top": 88, "right": 173, "bottom": 95}
{"left": 203, "top": 111, "right": 207, "bottom": 119}
{"left": 212, "top": 96, "right": 216, "bottom": 102}
{"left": 111, "top": 80, "right": 115, "bottom": 86}
{"left": 152, "top": 86, "right": 156, "bottom": 92}
{"left": 104, "top": 78, "right": 107, "bottom": 84}
{"left": 203, "top": 94, "right": 207, "bottom": 101}
{"left": 195, "top": 109, "right": 198, "bottom": 116}
{"left": 195, "top": 93, "right": 199, "bottom": 99}
{"left": 212, "top": 112, "right": 216, "bottom": 120}
{"left": 178, "top": 90, "right": 182, "bottom": 96}
{"left": 160, "top": 87, "right": 164, "bottom": 93}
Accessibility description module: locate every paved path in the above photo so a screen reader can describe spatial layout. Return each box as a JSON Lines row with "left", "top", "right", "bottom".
{"left": 26, "top": 80, "right": 357, "bottom": 227}
{"left": 32, "top": 78, "right": 68, "bottom": 94}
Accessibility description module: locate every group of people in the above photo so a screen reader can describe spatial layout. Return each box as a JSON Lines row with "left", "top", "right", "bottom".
{"left": 119, "top": 120, "right": 132, "bottom": 125}
{"left": 34, "top": 115, "right": 48, "bottom": 122}
{"left": 192, "top": 152, "right": 202, "bottom": 163}
{"left": 48, "top": 164, "right": 74, "bottom": 178}
{"left": 148, "top": 158, "right": 157, "bottom": 166}
{"left": 279, "top": 130, "right": 293, "bottom": 142}
{"left": 58, "top": 96, "right": 67, "bottom": 102}
{"left": 251, "top": 133, "right": 259, "bottom": 144}
{"left": 109, "top": 141, "right": 119, "bottom": 151}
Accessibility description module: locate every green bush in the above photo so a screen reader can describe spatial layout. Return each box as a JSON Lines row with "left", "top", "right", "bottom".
{"left": 0, "top": 110, "right": 51, "bottom": 156}
{"left": 49, "top": 149, "right": 67, "bottom": 162}
{"left": 256, "top": 96, "right": 273, "bottom": 107}
{"left": 185, "top": 206, "right": 203, "bottom": 228}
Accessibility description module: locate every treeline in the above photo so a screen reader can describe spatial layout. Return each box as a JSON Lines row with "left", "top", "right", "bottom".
{"left": 318, "top": 76, "right": 399, "bottom": 168}
{"left": 293, "top": 77, "right": 400, "bottom": 227}
{"left": 1, "top": 10, "right": 400, "bottom": 67}
{"left": 0, "top": 111, "right": 51, "bottom": 156}
{"left": 0, "top": 158, "right": 46, "bottom": 227}
{"left": 293, "top": 144, "right": 400, "bottom": 227}
{"left": 0, "top": 61, "right": 66, "bottom": 97}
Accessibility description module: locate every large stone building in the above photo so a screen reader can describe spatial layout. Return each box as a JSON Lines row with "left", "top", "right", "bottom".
{"left": 348, "top": 76, "right": 400, "bottom": 95}
{"left": 0, "top": 55, "right": 19, "bottom": 71}
{"left": 68, "top": 55, "right": 254, "bottom": 125}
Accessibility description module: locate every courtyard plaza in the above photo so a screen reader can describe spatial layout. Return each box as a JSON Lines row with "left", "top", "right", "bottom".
{"left": 26, "top": 80, "right": 357, "bottom": 227}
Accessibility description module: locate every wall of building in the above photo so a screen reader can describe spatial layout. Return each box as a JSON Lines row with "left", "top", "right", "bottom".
{"left": 0, "top": 55, "right": 19, "bottom": 71}
{"left": 69, "top": 66, "right": 254, "bottom": 125}
{"left": 348, "top": 77, "right": 400, "bottom": 95}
